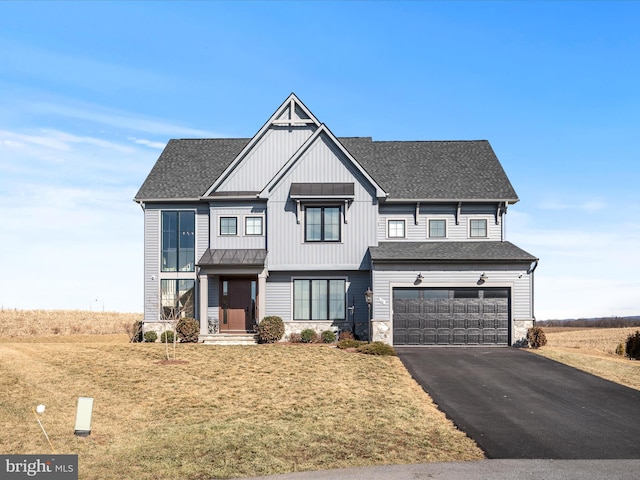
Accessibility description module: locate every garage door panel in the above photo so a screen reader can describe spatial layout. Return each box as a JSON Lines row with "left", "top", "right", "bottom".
{"left": 482, "top": 329, "right": 497, "bottom": 344}
{"left": 421, "top": 328, "right": 436, "bottom": 344}
{"left": 453, "top": 328, "right": 466, "bottom": 344}
{"left": 437, "top": 329, "right": 450, "bottom": 344}
{"left": 466, "top": 328, "right": 481, "bottom": 344}
{"left": 407, "top": 329, "right": 421, "bottom": 345}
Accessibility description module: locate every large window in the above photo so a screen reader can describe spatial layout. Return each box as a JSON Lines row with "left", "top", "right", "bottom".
{"left": 294, "top": 279, "right": 345, "bottom": 320}
{"left": 305, "top": 206, "right": 340, "bottom": 242}
{"left": 162, "top": 211, "right": 195, "bottom": 272}
{"left": 429, "top": 219, "right": 446, "bottom": 238}
{"left": 470, "top": 219, "right": 487, "bottom": 238}
{"left": 161, "top": 279, "right": 195, "bottom": 319}
{"left": 388, "top": 219, "right": 406, "bottom": 238}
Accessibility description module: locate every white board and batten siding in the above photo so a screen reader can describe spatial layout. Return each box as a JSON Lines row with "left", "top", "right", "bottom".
{"left": 266, "top": 134, "right": 379, "bottom": 269}
{"left": 216, "top": 126, "right": 317, "bottom": 193}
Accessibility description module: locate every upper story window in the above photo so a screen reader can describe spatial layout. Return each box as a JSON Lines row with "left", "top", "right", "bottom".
{"left": 293, "top": 279, "right": 346, "bottom": 320}
{"left": 470, "top": 219, "right": 487, "bottom": 238}
{"left": 220, "top": 216, "right": 238, "bottom": 236}
{"left": 305, "top": 206, "right": 340, "bottom": 242}
{"left": 429, "top": 219, "right": 446, "bottom": 238}
{"left": 245, "top": 216, "right": 263, "bottom": 236}
{"left": 162, "top": 211, "right": 195, "bottom": 272}
{"left": 388, "top": 219, "right": 406, "bottom": 238}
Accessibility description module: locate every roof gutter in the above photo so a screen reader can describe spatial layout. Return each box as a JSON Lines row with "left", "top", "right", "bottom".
{"left": 382, "top": 198, "right": 519, "bottom": 204}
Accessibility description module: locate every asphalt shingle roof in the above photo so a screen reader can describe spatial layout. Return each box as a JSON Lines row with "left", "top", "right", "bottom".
{"left": 135, "top": 137, "right": 518, "bottom": 202}
{"left": 369, "top": 241, "right": 537, "bottom": 263}
{"left": 135, "top": 138, "right": 250, "bottom": 200}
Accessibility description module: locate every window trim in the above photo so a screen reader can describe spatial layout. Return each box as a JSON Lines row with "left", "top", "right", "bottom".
{"left": 428, "top": 218, "right": 447, "bottom": 238}
{"left": 219, "top": 216, "right": 238, "bottom": 236}
{"left": 469, "top": 218, "right": 488, "bottom": 238}
{"left": 292, "top": 277, "right": 347, "bottom": 321}
{"left": 304, "top": 205, "right": 341, "bottom": 243}
{"left": 387, "top": 219, "right": 406, "bottom": 239}
{"left": 244, "top": 215, "right": 264, "bottom": 236}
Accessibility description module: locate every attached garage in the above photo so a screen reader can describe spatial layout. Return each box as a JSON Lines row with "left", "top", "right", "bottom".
{"left": 393, "top": 287, "right": 510, "bottom": 345}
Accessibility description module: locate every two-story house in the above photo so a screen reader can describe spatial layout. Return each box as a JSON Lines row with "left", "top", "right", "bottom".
{"left": 135, "top": 93, "right": 538, "bottom": 345}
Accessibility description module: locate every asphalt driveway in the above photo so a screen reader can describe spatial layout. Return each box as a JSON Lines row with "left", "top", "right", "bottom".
{"left": 396, "top": 347, "right": 640, "bottom": 459}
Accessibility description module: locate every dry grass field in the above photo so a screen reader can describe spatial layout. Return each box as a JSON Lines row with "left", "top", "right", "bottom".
{"left": 0, "top": 309, "right": 141, "bottom": 337}
{"left": 534, "top": 327, "right": 640, "bottom": 391}
{"left": 0, "top": 311, "right": 483, "bottom": 480}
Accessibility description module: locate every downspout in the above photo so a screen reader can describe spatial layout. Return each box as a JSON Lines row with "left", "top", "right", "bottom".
{"left": 528, "top": 260, "right": 539, "bottom": 323}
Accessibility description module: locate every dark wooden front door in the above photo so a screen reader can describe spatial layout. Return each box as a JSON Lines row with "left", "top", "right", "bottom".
{"left": 219, "top": 278, "right": 253, "bottom": 332}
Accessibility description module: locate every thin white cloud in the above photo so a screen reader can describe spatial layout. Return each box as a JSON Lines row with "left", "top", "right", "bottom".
{"left": 28, "top": 101, "right": 218, "bottom": 138}
{"left": 128, "top": 137, "right": 167, "bottom": 150}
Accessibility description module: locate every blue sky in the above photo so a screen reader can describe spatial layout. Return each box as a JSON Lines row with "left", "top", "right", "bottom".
{"left": 0, "top": 1, "right": 638, "bottom": 319}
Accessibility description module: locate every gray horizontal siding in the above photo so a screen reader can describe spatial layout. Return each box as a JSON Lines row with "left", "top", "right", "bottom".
{"left": 372, "top": 263, "right": 532, "bottom": 328}
{"left": 265, "top": 270, "right": 371, "bottom": 325}
{"left": 377, "top": 203, "right": 502, "bottom": 242}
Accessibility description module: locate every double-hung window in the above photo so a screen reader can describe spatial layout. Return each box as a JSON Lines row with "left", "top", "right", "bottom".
{"left": 162, "top": 211, "right": 195, "bottom": 272}
{"left": 294, "top": 279, "right": 346, "bottom": 320}
{"left": 470, "top": 219, "right": 488, "bottom": 238}
{"left": 388, "top": 219, "right": 406, "bottom": 238}
{"left": 429, "top": 219, "right": 446, "bottom": 238}
{"left": 305, "top": 206, "right": 340, "bottom": 242}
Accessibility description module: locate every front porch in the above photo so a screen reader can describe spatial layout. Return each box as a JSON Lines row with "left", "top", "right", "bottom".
{"left": 197, "top": 248, "right": 268, "bottom": 341}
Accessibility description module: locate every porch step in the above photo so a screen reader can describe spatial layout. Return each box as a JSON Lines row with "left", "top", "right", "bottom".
{"left": 199, "top": 333, "right": 259, "bottom": 346}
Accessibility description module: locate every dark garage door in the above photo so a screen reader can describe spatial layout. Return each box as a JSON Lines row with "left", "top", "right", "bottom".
{"left": 393, "top": 288, "right": 510, "bottom": 345}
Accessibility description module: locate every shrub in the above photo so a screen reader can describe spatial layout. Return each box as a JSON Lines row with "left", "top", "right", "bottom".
{"left": 337, "top": 339, "right": 365, "bottom": 349}
{"left": 321, "top": 330, "right": 336, "bottom": 343}
{"left": 338, "top": 331, "right": 355, "bottom": 341}
{"left": 257, "top": 316, "right": 285, "bottom": 343}
{"left": 160, "top": 330, "right": 174, "bottom": 343}
{"left": 128, "top": 320, "right": 143, "bottom": 342}
{"left": 143, "top": 331, "right": 157, "bottom": 343}
{"left": 616, "top": 342, "right": 625, "bottom": 356}
{"left": 357, "top": 341, "right": 397, "bottom": 356}
{"left": 527, "top": 326, "right": 547, "bottom": 348}
{"left": 177, "top": 317, "right": 200, "bottom": 343}
{"left": 288, "top": 332, "right": 302, "bottom": 343}
{"left": 300, "top": 328, "right": 318, "bottom": 343}
{"left": 625, "top": 330, "right": 640, "bottom": 360}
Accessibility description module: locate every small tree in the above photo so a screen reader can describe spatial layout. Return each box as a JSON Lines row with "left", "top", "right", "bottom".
{"left": 159, "top": 282, "right": 195, "bottom": 360}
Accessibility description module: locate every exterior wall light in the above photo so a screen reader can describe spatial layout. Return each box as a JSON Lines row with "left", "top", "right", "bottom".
{"left": 365, "top": 287, "right": 373, "bottom": 341}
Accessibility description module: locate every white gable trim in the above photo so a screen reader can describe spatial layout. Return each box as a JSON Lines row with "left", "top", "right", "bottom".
{"left": 203, "top": 93, "right": 321, "bottom": 197}
{"left": 259, "top": 124, "right": 387, "bottom": 199}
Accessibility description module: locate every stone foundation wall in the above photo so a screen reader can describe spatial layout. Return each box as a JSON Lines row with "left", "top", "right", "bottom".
{"left": 283, "top": 321, "right": 369, "bottom": 341}
{"left": 513, "top": 318, "right": 535, "bottom": 346}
